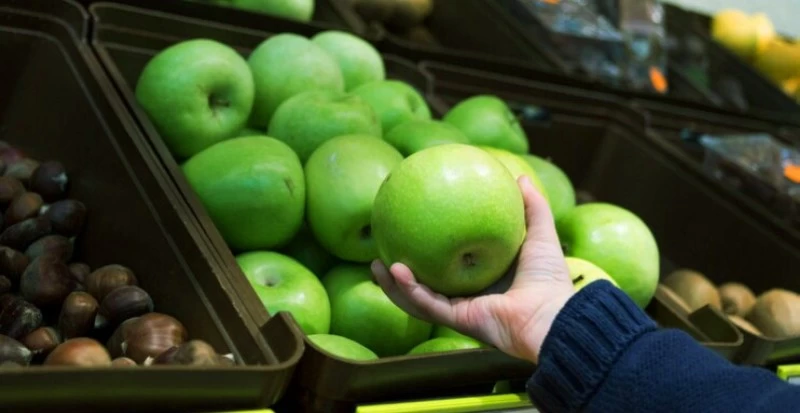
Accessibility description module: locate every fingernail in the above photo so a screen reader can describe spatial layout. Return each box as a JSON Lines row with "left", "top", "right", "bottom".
{"left": 520, "top": 176, "right": 531, "bottom": 186}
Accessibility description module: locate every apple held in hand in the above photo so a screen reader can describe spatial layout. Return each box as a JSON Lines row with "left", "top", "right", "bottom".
{"left": 558, "top": 204, "right": 659, "bottom": 307}
{"left": 408, "top": 337, "right": 482, "bottom": 355}
{"left": 136, "top": 39, "right": 254, "bottom": 159}
{"left": 312, "top": 31, "right": 385, "bottom": 91}
{"left": 308, "top": 334, "right": 378, "bottom": 361}
{"left": 444, "top": 95, "right": 529, "bottom": 154}
{"left": 306, "top": 135, "right": 403, "bottom": 262}
{"left": 565, "top": 257, "right": 619, "bottom": 291}
{"left": 351, "top": 80, "right": 431, "bottom": 133}
{"left": 523, "top": 155, "right": 575, "bottom": 222}
{"left": 384, "top": 119, "right": 469, "bottom": 156}
{"left": 268, "top": 90, "right": 381, "bottom": 162}
{"left": 323, "top": 265, "right": 431, "bottom": 357}
{"left": 237, "top": 251, "right": 330, "bottom": 335}
{"left": 372, "top": 144, "right": 526, "bottom": 297}
{"left": 248, "top": 34, "right": 344, "bottom": 128}
{"left": 224, "top": 0, "right": 314, "bottom": 21}
{"left": 182, "top": 136, "right": 305, "bottom": 250}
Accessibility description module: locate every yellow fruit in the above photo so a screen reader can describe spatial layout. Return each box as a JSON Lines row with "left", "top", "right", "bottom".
{"left": 751, "top": 13, "right": 776, "bottom": 55}
{"left": 782, "top": 77, "right": 800, "bottom": 96}
{"left": 712, "top": 9, "right": 758, "bottom": 60}
{"left": 754, "top": 39, "right": 800, "bottom": 83}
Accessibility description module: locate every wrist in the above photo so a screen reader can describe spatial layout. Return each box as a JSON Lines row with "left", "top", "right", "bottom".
{"left": 518, "top": 291, "right": 574, "bottom": 364}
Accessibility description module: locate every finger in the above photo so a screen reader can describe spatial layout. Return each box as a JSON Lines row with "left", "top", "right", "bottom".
{"left": 371, "top": 260, "right": 430, "bottom": 321}
{"left": 519, "top": 176, "right": 560, "bottom": 247}
{"left": 382, "top": 262, "right": 459, "bottom": 326}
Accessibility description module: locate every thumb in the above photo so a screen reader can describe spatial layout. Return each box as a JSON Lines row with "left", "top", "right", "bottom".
{"left": 519, "top": 176, "right": 560, "bottom": 247}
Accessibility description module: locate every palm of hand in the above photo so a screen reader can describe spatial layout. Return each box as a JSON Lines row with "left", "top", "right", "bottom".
{"left": 372, "top": 177, "right": 574, "bottom": 363}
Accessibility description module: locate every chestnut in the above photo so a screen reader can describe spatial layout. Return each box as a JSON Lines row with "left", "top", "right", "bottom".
{"left": 20, "top": 256, "right": 76, "bottom": 309}
{"left": 107, "top": 313, "right": 187, "bottom": 363}
{"left": 43, "top": 199, "right": 86, "bottom": 237}
{"left": 5, "top": 192, "right": 43, "bottom": 227}
{"left": 25, "top": 235, "right": 73, "bottom": 262}
{"left": 0, "top": 246, "right": 29, "bottom": 284}
{"left": 85, "top": 265, "right": 137, "bottom": 302}
{"left": 29, "top": 161, "right": 68, "bottom": 202}
{"left": 0, "top": 176, "right": 25, "bottom": 208}
{"left": 58, "top": 292, "right": 99, "bottom": 339}
{"left": 111, "top": 357, "right": 137, "bottom": 367}
{"left": 0, "top": 276, "right": 10, "bottom": 295}
{"left": 0, "top": 335, "right": 32, "bottom": 366}
{"left": 99, "top": 286, "right": 153, "bottom": 326}
{"left": 68, "top": 262, "right": 90, "bottom": 285}
{"left": 4, "top": 158, "right": 39, "bottom": 187}
{"left": 0, "top": 216, "right": 53, "bottom": 251}
{"left": 44, "top": 337, "right": 111, "bottom": 367}
{"left": 21, "top": 326, "right": 61, "bottom": 359}
{"left": 0, "top": 145, "right": 24, "bottom": 165}
{"left": 0, "top": 294, "right": 43, "bottom": 339}
{"left": 152, "top": 340, "right": 229, "bottom": 366}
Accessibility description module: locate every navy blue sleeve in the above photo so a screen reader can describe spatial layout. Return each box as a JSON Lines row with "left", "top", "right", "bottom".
{"left": 527, "top": 281, "right": 800, "bottom": 413}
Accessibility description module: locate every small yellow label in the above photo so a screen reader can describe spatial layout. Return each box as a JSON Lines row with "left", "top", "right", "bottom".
{"left": 784, "top": 164, "right": 800, "bottom": 184}
{"left": 650, "top": 66, "right": 668, "bottom": 93}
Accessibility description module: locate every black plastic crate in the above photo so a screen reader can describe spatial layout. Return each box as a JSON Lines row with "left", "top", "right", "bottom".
{"left": 0, "top": 1, "right": 303, "bottom": 412}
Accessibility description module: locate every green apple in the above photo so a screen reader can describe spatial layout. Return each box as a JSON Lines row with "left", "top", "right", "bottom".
{"left": 523, "top": 155, "right": 575, "bottom": 222}
{"left": 312, "top": 31, "right": 385, "bottom": 91}
{"left": 384, "top": 119, "right": 469, "bottom": 156}
{"left": 182, "top": 136, "right": 304, "bottom": 250}
{"left": 306, "top": 135, "right": 403, "bottom": 262}
{"left": 267, "top": 90, "right": 381, "bottom": 162}
{"left": 372, "top": 144, "right": 525, "bottom": 297}
{"left": 350, "top": 80, "right": 431, "bottom": 134}
{"left": 444, "top": 95, "right": 529, "bottom": 154}
{"left": 224, "top": 0, "right": 314, "bottom": 21}
{"left": 308, "top": 334, "right": 378, "bottom": 361}
{"left": 408, "top": 337, "right": 482, "bottom": 355}
{"left": 136, "top": 39, "right": 254, "bottom": 159}
{"left": 431, "top": 325, "right": 485, "bottom": 347}
{"left": 237, "top": 251, "right": 330, "bottom": 335}
{"left": 281, "top": 222, "right": 339, "bottom": 277}
{"left": 481, "top": 147, "right": 548, "bottom": 202}
{"left": 557, "top": 204, "right": 659, "bottom": 307}
{"left": 323, "top": 264, "right": 431, "bottom": 357}
{"left": 565, "top": 257, "right": 619, "bottom": 291}
{"left": 248, "top": 34, "right": 344, "bottom": 128}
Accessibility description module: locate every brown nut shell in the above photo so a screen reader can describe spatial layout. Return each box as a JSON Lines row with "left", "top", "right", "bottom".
{"left": 25, "top": 235, "right": 73, "bottom": 262}
{"left": 43, "top": 199, "right": 86, "bottom": 238}
{"left": 85, "top": 265, "right": 137, "bottom": 302}
{"left": 99, "top": 286, "right": 154, "bottom": 326}
{"left": 0, "top": 334, "right": 32, "bottom": 365}
{"left": 111, "top": 357, "right": 137, "bottom": 367}
{"left": 21, "top": 326, "right": 62, "bottom": 358}
{"left": 5, "top": 192, "right": 43, "bottom": 227}
{"left": 153, "top": 340, "right": 224, "bottom": 366}
{"left": 58, "top": 292, "right": 99, "bottom": 339}
{"left": 67, "top": 262, "right": 90, "bottom": 285}
{"left": 30, "top": 161, "right": 68, "bottom": 202}
{"left": 4, "top": 159, "right": 39, "bottom": 187}
{"left": 0, "top": 177, "right": 24, "bottom": 207}
{"left": 0, "top": 294, "right": 43, "bottom": 339}
{"left": 0, "top": 246, "right": 29, "bottom": 284}
{"left": 45, "top": 337, "right": 111, "bottom": 367}
{"left": 107, "top": 313, "right": 187, "bottom": 363}
{"left": 20, "top": 256, "right": 76, "bottom": 309}
{"left": 0, "top": 216, "right": 52, "bottom": 251}
{"left": 0, "top": 276, "right": 10, "bottom": 295}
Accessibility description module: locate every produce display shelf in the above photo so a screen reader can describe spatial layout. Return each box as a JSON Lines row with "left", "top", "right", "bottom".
{"left": 87, "top": 4, "right": 538, "bottom": 413}
{"left": 0, "top": 0, "right": 303, "bottom": 411}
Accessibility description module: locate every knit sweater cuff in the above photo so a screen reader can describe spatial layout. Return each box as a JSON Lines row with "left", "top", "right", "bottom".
{"left": 527, "top": 280, "right": 657, "bottom": 412}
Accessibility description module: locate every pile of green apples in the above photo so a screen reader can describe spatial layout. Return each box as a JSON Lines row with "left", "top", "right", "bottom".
{"left": 134, "top": 29, "right": 660, "bottom": 361}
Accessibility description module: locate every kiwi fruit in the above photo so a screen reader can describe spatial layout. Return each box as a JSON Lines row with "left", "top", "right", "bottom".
{"left": 718, "top": 282, "right": 757, "bottom": 316}
{"left": 745, "top": 289, "right": 800, "bottom": 339}
{"left": 350, "top": 0, "right": 396, "bottom": 22}
{"left": 662, "top": 269, "right": 722, "bottom": 312}
{"left": 728, "top": 315, "right": 762, "bottom": 336}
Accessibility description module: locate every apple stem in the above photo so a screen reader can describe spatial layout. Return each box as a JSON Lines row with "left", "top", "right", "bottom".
{"left": 462, "top": 253, "right": 476, "bottom": 267}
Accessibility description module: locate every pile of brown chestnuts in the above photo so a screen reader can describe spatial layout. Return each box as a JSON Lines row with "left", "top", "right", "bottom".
{"left": 0, "top": 142, "right": 232, "bottom": 368}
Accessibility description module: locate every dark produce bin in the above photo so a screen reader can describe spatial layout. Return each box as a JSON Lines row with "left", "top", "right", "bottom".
{"left": 87, "top": 3, "right": 536, "bottom": 412}
{"left": 0, "top": 1, "right": 303, "bottom": 411}
{"left": 324, "top": 0, "right": 565, "bottom": 73}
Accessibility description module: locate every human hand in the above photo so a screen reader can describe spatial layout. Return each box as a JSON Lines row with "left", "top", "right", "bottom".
{"left": 371, "top": 176, "right": 574, "bottom": 363}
